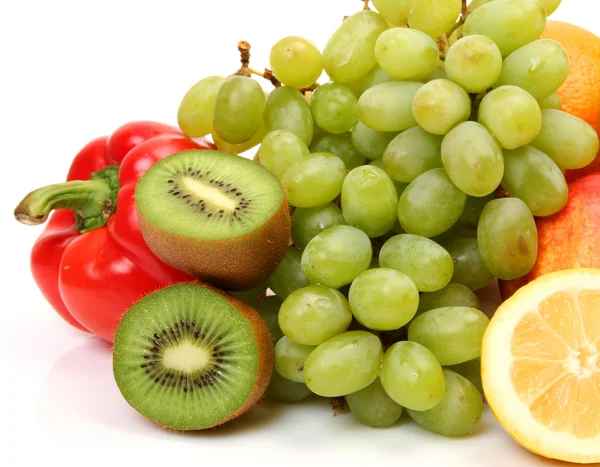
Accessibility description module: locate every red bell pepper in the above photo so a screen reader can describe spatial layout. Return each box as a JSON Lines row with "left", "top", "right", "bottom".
{"left": 14, "top": 121, "right": 215, "bottom": 342}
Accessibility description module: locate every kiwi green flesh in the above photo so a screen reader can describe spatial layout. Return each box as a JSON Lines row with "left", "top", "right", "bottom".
{"left": 136, "top": 150, "right": 284, "bottom": 240}
{"left": 113, "top": 283, "right": 259, "bottom": 430}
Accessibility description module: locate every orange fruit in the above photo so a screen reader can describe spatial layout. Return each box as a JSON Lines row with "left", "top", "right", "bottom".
{"left": 482, "top": 269, "right": 600, "bottom": 464}
{"left": 542, "top": 21, "right": 600, "bottom": 181}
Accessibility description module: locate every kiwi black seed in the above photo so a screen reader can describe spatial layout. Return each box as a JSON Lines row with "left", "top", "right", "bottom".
{"left": 113, "top": 282, "right": 274, "bottom": 430}
{"left": 135, "top": 150, "right": 291, "bottom": 290}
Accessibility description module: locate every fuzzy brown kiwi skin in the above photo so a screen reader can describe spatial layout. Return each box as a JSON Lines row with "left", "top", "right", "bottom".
{"left": 138, "top": 190, "right": 291, "bottom": 290}
{"left": 202, "top": 284, "right": 274, "bottom": 429}
{"left": 138, "top": 194, "right": 291, "bottom": 290}
{"left": 115, "top": 281, "right": 274, "bottom": 431}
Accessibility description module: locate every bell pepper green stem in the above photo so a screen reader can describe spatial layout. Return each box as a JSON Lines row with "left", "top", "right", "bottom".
{"left": 14, "top": 166, "right": 120, "bottom": 233}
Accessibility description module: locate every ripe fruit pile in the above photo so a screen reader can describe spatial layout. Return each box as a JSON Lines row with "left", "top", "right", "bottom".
{"left": 160, "top": 0, "right": 600, "bottom": 439}
{"left": 542, "top": 20, "right": 600, "bottom": 181}
{"left": 17, "top": 0, "right": 599, "bottom": 461}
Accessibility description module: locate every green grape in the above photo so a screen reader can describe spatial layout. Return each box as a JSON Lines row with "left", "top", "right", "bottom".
{"left": 463, "top": 0, "right": 547, "bottom": 57}
{"left": 274, "top": 336, "right": 316, "bottom": 383}
{"left": 530, "top": 110, "right": 600, "bottom": 170}
{"left": 311, "top": 132, "right": 366, "bottom": 170}
{"left": 477, "top": 198, "right": 538, "bottom": 280}
{"left": 407, "top": 369, "right": 483, "bottom": 436}
{"left": 539, "top": 92, "right": 562, "bottom": 110}
{"left": 349, "top": 268, "right": 419, "bottom": 331}
{"left": 228, "top": 281, "right": 268, "bottom": 305}
{"left": 301, "top": 225, "right": 372, "bottom": 289}
{"left": 341, "top": 166, "right": 398, "bottom": 238}
{"left": 369, "top": 159, "right": 409, "bottom": 196}
{"left": 478, "top": 86, "right": 542, "bottom": 150}
{"left": 259, "top": 129, "right": 311, "bottom": 177}
{"left": 448, "top": 25, "right": 464, "bottom": 46}
{"left": 375, "top": 28, "right": 440, "bottom": 81}
{"left": 360, "top": 65, "right": 397, "bottom": 94}
{"left": 502, "top": 145, "right": 568, "bottom": 217}
{"left": 425, "top": 67, "right": 449, "bottom": 82}
{"left": 408, "top": 307, "right": 490, "bottom": 365}
{"left": 282, "top": 153, "right": 347, "bottom": 208}
{"left": 357, "top": 81, "right": 423, "bottom": 132}
{"left": 303, "top": 330, "right": 383, "bottom": 397}
{"left": 264, "top": 86, "right": 314, "bottom": 145}
{"left": 345, "top": 77, "right": 366, "bottom": 97}
{"left": 413, "top": 80, "right": 471, "bottom": 136}
{"left": 267, "top": 247, "right": 310, "bottom": 300}
{"left": 372, "top": 0, "right": 411, "bottom": 26}
{"left": 442, "top": 237, "right": 495, "bottom": 291}
{"left": 446, "top": 358, "right": 483, "bottom": 395}
{"left": 291, "top": 203, "right": 346, "bottom": 250}
{"left": 267, "top": 371, "right": 313, "bottom": 403}
{"left": 270, "top": 36, "right": 323, "bottom": 89}
{"left": 458, "top": 194, "right": 495, "bottom": 228}
{"left": 212, "top": 120, "right": 267, "bottom": 155}
{"left": 445, "top": 35, "right": 503, "bottom": 93}
{"left": 278, "top": 285, "right": 352, "bottom": 346}
{"left": 379, "top": 234, "right": 454, "bottom": 292}
{"left": 467, "top": 0, "right": 494, "bottom": 12}
{"left": 390, "top": 218, "right": 405, "bottom": 235}
{"left": 252, "top": 296, "right": 284, "bottom": 342}
{"left": 383, "top": 127, "right": 443, "bottom": 183}
{"left": 417, "top": 284, "right": 480, "bottom": 316}
{"left": 310, "top": 83, "right": 358, "bottom": 134}
{"left": 177, "top": 76, "right": 224, "bottom": 137}
{"left": 441, "top": 121, "right": 504, "bottom": 197}
{"left": 310, "top": 123, "right": 328, "bottom": 147}
{"left": 539, "top": 0, "right": 562, "bottom": 15}
{"left": 346, "top": 378, "right": 403, "bottom": 428}
{"left": 429, "top": 221, "right": 464, "bottom": 244}
{"left": 408, "top": 0, "right": 462, "bottom": 39}
{"left": 380, "top": 341, "right": 445, "bottom": 411}
{"left": 351, "top": 122, "right": 398, "bottom": 160}
{"left": 323, "top": 10, "right": 388, "bottom": 84}
{"left": 213, "top": 76, "right": 266, "bottom": 144}
{"left": 496, "top": 40, "right": 569, "bottom": 101}
{"left": 398, "top": 168, "right": 467, "bottom": 238}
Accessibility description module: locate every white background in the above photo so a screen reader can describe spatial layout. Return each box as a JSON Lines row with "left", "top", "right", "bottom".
{"left": 1, "top": 1, "right": 599, "bottom": 466}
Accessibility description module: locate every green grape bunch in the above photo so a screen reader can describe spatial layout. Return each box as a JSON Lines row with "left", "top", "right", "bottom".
{"left": 174, "top": 0, "right": 600, "bottom": 435}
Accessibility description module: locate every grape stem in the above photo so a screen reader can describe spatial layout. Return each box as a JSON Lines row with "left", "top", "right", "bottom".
{"left": 298, "top": 82, "right": 321, "bottom": 94}
{"left": 232, "top": 41, "right": 282, "bottom": 87}
{"left": 262, "top": 69, "right": 282, "bottom": 88}
{"left": 232, "top": 41, "right": 252, "bottom": 78}
{"left": 438, "top": 35, "right": 450, "bottom": 60}
{"left": 331, "top": 397, "right": 349, "bottom": 416}
{"left": 495, "top": 185, "right": 509, "bottom": 199}
{"left": 461, "top": 0, "right": 468, "bottom": 20}
{"left": 471, "top": 91, "right": 487, "bottom": 109}
{"left": 362, "top": 0, "right": 370, "bottom": 10}
{"left": 443, "top": 0, "right": 469, "bottom": 43}
{"left": 249, "top": 68, "right": 282, "bottom": 88}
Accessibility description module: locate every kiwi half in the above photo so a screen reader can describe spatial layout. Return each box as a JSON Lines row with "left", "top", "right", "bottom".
{"left": 113, "top": 282, "right": 274, "bottom": 430}
{"left": 136, "top": 150, "right": 291, "bottom": 290}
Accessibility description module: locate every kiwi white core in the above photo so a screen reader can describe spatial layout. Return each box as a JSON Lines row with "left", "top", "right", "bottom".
{"left": 163, "top": 340, "right": 212, "bottom": 372}
{"left": 182, "top": 176, "right": 238, "bottom": 211}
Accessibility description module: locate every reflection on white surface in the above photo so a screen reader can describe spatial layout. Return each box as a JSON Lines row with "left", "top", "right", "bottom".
{"left": 37, "top": 337, "right": 145, "bottom": 435}
{"left": 34, "top": 333, "right": 575, "bottom": 466}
